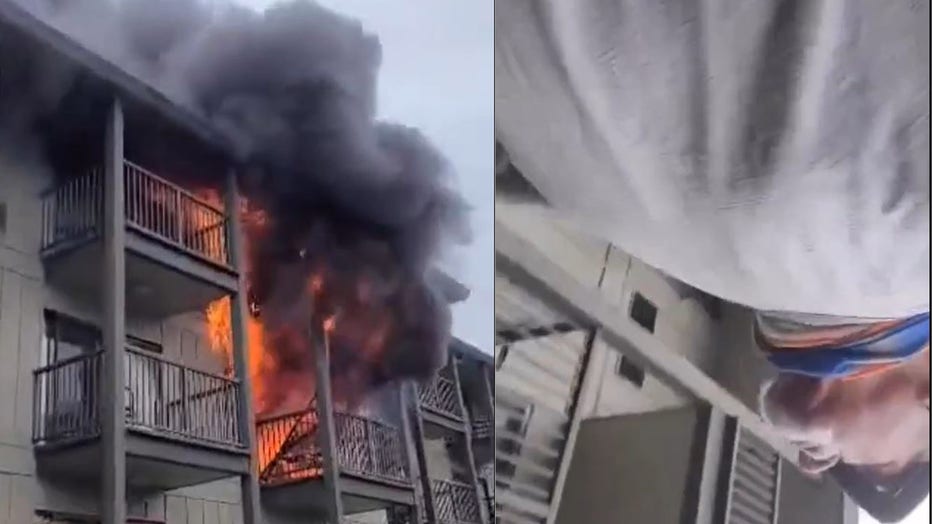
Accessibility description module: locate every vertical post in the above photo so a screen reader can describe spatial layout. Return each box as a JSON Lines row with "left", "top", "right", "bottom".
{"left": 409, "top": 382, "right": 438, "bottom": 523}
{"left": 400, "top": 382, "right": 432, "bottom": 523}
{"left": 482, "top": 363, "right": 494, "bottom": 414}
{"left": 224, "top": 171, "right": 261, "bottom": 524}
{"left": 101, "top": 96, "right": 126, "bottom": 524}
{"left": 312, "top": 320, "right": 344, "bottom": 523}
{"left": 451, "top": 355, "right": 488, "bottom": 524}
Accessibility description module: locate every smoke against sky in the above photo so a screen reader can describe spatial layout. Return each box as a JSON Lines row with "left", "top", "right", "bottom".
{"left": 256, "top": 0, "right": 494, "bottom": 352}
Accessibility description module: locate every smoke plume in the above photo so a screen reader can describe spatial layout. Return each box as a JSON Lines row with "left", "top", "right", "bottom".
{"left": 4, "top": 0, "right": 470, "bottom": 414}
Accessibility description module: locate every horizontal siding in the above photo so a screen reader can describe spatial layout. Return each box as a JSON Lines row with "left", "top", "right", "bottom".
{"left": 0, "top": 144, "right": 244, "bottom": 524}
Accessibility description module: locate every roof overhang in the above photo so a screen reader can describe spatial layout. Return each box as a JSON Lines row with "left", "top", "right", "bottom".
{"left": 0, "top": 0, "right": 235, "bottom": 158}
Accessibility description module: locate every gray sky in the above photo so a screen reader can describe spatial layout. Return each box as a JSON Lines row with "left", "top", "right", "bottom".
{"left": 240, "top": 0, "right": 494, "bottom": 352}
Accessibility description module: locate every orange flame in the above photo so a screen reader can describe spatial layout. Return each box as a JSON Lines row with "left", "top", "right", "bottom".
{"left": 203, "top": 194, "right": 401, "bottom": 425}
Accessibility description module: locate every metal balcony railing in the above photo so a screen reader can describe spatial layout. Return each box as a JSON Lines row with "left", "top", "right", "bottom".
{"left": 32, "top": 352, "right": 103, "bottom": 444}
{"left": 40, "top": 162, "right": 230, "bottom": 266}
{"left": 125, "top": 347, "right": 242, "bottom": 446}
{"left": 256, "top": 406, "right": 410, "bottom": 487}
{"left": 418, "top": 375, "right": 463, "bottom": 420}
{"left": 335, "top": 412, "right": 409, "bottom": 484}
{"left": 32, "top": 348, "right": 243, "bottom": 448}
{"left": 256, "top": 401, "right": 322, "bottom": 485}
{"left": 432, "top": 478, "right": 482, "bottom": 524}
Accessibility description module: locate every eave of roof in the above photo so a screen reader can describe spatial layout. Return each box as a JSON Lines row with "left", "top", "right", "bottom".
{"left": 450, "top": 336, "right": 493, "bottom": 365}
{"left": 0, "top": 0, "right": 236, "bottom": 158}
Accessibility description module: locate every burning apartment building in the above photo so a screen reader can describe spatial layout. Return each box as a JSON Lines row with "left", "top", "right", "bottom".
{"left": 0, "top": 0, "right": 491, "bottom": 523}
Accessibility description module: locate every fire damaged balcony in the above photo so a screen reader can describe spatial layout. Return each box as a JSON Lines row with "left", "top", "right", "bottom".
{"left": 39, "top": 162, "right": 238, "bottom": 317}
{"left": 256, "top": 399, "right": 416, "bottom": 518}
{"left": 31, "top": 346, "right": 250, "bottom": 491}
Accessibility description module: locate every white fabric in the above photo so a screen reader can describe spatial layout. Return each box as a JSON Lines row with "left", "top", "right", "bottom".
{"left": 495, "top": 0, "right": 929, "bottom": 318}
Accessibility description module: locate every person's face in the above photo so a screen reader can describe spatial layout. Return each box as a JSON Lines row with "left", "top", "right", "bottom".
{"left": 759, "top": 350, "right": 930, "bottom": 476}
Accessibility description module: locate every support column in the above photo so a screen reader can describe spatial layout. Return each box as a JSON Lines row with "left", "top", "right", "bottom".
{"left": 451, "top": 355, "right": 488, "bottom": 524}
{"left": 482, "top": 363, "right": 494, "bottom": 413}
{"left": 312, "top": 320, "right": 344, "bottom": 523}
{"left": 101, "top": 97, "right": 126, "bottom": 524}
{"left": 409, "top": 382, "right": 438, "bottom": 523}
{"left": 224, "top": 171, "right": 261, "bottom": 524}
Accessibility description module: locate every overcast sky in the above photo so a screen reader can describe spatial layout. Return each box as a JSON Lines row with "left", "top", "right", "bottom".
{"left": 240, "top": 0, "right": 494, "bottom": 352}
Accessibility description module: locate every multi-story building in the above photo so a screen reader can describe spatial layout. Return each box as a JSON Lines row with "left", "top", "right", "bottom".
{"left": 0, "top": 3, "right": 493, "bottom": 523}
{"left": 494, "top": 144, "right": 859, "bottom": 524}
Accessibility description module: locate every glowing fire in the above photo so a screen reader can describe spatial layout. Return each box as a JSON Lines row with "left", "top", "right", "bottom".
{"left": 201, "top": 195, "right": 399, "bottom": 420}
{"left": 205, "top": 297, "right": 269, "bottom": 410}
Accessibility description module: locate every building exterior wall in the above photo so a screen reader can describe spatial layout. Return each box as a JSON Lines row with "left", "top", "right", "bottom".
{"left": 576, "top": 336, "right": 688, "bottom": 419}
{"left": 554, "top": 407, "right": 699, "bottom": 524}
{"left": 710, "top": 302, "right": 776, "bottom": 412}
{"left": 777, "top": 463, "right": 848, "bottom": 524}
{"left": 1, "top": 134, "right": 243, "bottom": 522}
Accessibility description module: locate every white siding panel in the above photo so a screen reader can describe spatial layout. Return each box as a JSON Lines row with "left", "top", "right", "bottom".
{"left": 0, "top": 270, "right": 23, "bottom": 443}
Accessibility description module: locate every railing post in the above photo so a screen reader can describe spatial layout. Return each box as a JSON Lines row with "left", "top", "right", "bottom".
{"left": 101, "top": 96, "right": 127, "bottom": 524}
{"left": 224, "top": 170, "right": 262, "bottom": 524}
{"left": 408, "top": 381, "right": 438, "bottom": 524}
{"left": 451, "top": 355, "right": 488, "bottom": 524}
{"left": 398, "top": 383, "right": 424, "bottom": 518}
{"left": 311, "top": 319, "right": 344, "bottom": 524}
{"left": 175, "top": 190, "right": 183, "bottom": 246}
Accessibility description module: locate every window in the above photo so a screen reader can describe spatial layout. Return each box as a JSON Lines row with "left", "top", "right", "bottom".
{"left": 127, "top": 335, "right": 162, "bottom": 354}
{"left": 43, "top": 310, "right": 101, "bottom": 364}
{"left": 616, "top": 354, "right": 646, "bottom": 388}
{"left": 629, "top": 292, "right": 658, "bottom": 333}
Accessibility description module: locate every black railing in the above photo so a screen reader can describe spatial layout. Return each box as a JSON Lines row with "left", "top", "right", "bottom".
{"left": 124, "top": 161, "right": 229, "bottom": 265}
{"left": 32, "top": 348, "right": 243, "bottom": 448}
{"left": 39, "top": 162, "right": 230, "bottom": 266}
{"left": 256, "top": 407, "right": 410, "bottom": 487}
{"left": 432, "top": 478, "right": 482, "bottom": 524}
{"left": 419, "top": 375, "right": 463, "bottom": 420}
{"left": 125, "top": 347, "right": 242, "bottom": 446}
{"left": 40, "top": 168, "right": 102, "bottom": 253}
{"left": 33, "top": 352, "right": 103, "bottom": 445}
{"left": 256, "top": 402, "right": 321, "bottom": 486}
{"left": 335, "top": 412, "right": 409, "bottom": 484}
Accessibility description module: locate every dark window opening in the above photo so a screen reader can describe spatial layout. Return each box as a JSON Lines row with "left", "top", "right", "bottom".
{"left": 616, "top": 355, "right": 646, "bottom": 388}
{"left": 127, "top": 335, "right": 162, "bottom": 354}
{"left": 0, "top": 201, "right": 7, "bottom": 234}
{"left": 630, "top": 292, "right": 658, "bottom": 333}
{"left": 44, "top": 310, "right": 101, "bottom": 363}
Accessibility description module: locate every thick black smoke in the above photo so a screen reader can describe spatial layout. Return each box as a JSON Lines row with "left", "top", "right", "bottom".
{"left": 11, "top": 0, "right": 470, "bottom": 411}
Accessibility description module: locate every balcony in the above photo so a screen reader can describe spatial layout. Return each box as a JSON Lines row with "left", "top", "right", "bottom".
{"left": 257, "top": 404, "right": 415, "bottom": 517}
{"left": 431, "top": 478, "right": 483, "bottom": 524}
{"left": 39, "top": 162, "right": 238, "bottom": 317}
{"left": 32, "top": 347, "right": 250, "bottom": 491}
{"left": 419, "top": 374, "right": 465, "bottom": 432}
